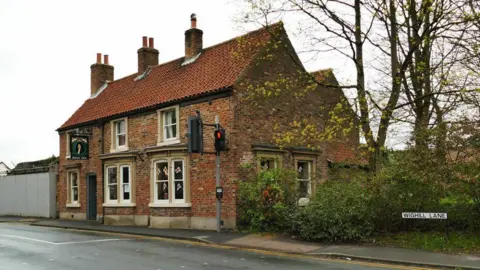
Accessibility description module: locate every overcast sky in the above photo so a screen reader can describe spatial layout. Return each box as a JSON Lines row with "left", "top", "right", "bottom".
{"left": 0, "top": 0, "right": 406, "bottom": 167}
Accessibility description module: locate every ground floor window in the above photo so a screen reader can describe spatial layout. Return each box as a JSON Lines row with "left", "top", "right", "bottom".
{"left": 68, "top": 171, "right": 79, "bottom": 204}
{"left": 152, "top": 157, "right": 188, "bottom": 205}
{"left": 104, "top": 162, "right": 135, "bottom": 205}
{"left": 296, "top": 160, "right": 312, "bottom": 200}
{"left": 256, "top": 153, "right": 283, "bottom": 171}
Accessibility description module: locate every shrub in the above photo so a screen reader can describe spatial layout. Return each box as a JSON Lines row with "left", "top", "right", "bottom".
{"left": 237, "top": 168, "right": 298, "bottom": 233}
{"left": 293, "top": 180, "right": 375, "bottom": 242}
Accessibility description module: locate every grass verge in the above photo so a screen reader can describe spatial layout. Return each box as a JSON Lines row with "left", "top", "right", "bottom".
{"left": 368, "top": 231, "right": 480, "bottom": 255}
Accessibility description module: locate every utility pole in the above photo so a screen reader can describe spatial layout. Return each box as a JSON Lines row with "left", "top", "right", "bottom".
{"left": 215, "top": 115, "right": 221, "bottom": 232}
{"left": 188, "top": 112, "right": 225, "bottom": 233}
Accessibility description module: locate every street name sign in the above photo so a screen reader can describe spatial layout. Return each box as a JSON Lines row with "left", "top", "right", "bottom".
{"left": 402, "top": 212, "right": 447, "bottom": 219}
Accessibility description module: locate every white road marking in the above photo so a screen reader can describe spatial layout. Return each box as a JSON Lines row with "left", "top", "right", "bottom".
{"left": 55, "top": 239, "right": 126, "bottom": 245}
{"left": 0, "top": 234, "right": 55, "bottom": 244}
{"left": 0, "top": 234, "right": 127, "bottom": 245}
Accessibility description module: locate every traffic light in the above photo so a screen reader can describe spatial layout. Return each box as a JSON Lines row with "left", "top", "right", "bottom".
{"left": 214, "top": 128, "right": 226, "bottom": 152}
{"left": 188, "top": 116, "right": 203, "bottom": 153}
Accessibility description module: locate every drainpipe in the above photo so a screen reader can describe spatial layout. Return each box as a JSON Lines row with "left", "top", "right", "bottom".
{"left": 100, "top": 121, "right": 105, "bottom": 224}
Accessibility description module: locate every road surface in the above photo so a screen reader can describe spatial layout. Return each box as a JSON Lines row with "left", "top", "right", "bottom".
{"left": 0, "top": 223, "right": 413, "bottom": 270}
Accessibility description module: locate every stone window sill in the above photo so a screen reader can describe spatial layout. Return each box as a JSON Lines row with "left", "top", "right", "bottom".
{"left": 66, "top": 203, "right": 81, "bottom": 208}
{"left": 149, "top": 202, "right": 191, "bottom": 208}
{"left": 102, "top": 203, "right": 136, "bottom": 208}
{"left": 157, "top": 139, "right": 181, "bottom": 146}
{"left": 110, "top": 147, "right": 129, "bottom": 153}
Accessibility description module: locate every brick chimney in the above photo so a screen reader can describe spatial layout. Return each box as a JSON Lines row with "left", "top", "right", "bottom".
{"left": 91, "top": 53, "right": 114, "bottom": 95}
{"left": 137, "top": 36, "right": 159, "bottom": 73}
{"left": 185, "top": 13, "right": 203, "bottom": 59}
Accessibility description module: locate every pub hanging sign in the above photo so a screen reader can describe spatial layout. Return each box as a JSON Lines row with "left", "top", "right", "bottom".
{"left": 70, "top": 135, "right": 89, "bottom": 160}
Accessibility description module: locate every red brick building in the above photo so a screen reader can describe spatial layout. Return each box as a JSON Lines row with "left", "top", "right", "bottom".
{"left": 57, "top": 15, "right": 358, "bottom": 229}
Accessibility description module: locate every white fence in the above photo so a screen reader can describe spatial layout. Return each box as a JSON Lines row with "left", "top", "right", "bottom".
{"left": 0, "top": 172, "right": 56, "bottom": 218}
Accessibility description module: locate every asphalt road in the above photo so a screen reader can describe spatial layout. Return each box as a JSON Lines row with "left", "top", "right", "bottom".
{"left": 0, "top": 223, "right": 406, "bottom": 270}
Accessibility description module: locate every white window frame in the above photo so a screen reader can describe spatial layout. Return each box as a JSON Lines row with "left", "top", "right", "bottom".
{"left": 296, "top": 160, "right": 313, "bottom": 206}
{"left": 115, "top": 119, "right": 126, "bottom": 149}
{"left": 153, "top": 160, "right": 170, "bottom": 204}
{"left": 163, "top": 109, "right": 177, "bottom": 141}
{"left": 105, "top": 166, "right": 118, "bottom": 204}
{"left": 171, "top": 159, "right": 186, "bottom": 204}
{"left": 111, "top": 118, "right": 128, "bottom": 152}
{"left": 150, "top": 156, "right": 190, "bottom": 207}
{"left": 65, "top": 132, "right": 71, "bottom": 159}
{"left": 103, "top": 162, "right": 136, "bottom": 207}
{"left": 70, "top": 171, "right": 79, "bottom": 204}
{"left": 157, "top": 106, "right": 180, "bottom": 146}
{"left": 120, "top": 165, "right": 131, "bottom": 203}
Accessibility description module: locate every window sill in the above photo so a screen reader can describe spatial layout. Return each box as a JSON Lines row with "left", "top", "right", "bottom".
{"left": 157, "top": 139, "right": 181, "bottom": 146}
{"left": 66, "top": 203, "right": 81, "bottom": 208}
{"left": 149, "top": 202, "right": 191, "bottom": 208}
{"left": 110, "top": 147, "right": 129, "bottom": 153}
{"left": 102, "top": 203, "right": 136, "bottom": 208}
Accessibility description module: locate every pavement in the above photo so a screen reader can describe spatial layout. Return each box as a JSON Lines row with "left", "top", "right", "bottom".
{"left": 1, "top": 216, "right": 480, "bottom": 269}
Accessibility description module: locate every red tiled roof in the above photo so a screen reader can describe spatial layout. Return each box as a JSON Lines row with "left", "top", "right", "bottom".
{"left": 59, "top": 23, "right": 281, "bottom": 130}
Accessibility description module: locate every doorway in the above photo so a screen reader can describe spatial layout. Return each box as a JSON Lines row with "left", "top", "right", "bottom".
{"left": 86, "top": 174, "right": 97, "bottom": 220}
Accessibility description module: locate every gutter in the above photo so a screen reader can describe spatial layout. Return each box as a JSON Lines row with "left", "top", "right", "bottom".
{"left": 57, "top": 87, "right": 233, "bottom": 132}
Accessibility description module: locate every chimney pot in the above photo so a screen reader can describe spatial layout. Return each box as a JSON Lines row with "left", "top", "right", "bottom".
{"left": 96, "top": 53, "right": 102, "bottom": 64}
{"left": 142, "top": 36, "right": 148, "bottom": 47}
{"left": 149, "top": 37, "right": 154, "bottom": 48}
{"left": 104, "top": 55, "right": 109, "bottom": 65}
{"left": 191, "top": 13, "right": 197, "bottom": 28}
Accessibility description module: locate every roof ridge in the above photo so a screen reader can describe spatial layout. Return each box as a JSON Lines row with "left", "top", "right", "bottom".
{"left": 196, "top": 21, "right": 284, "bottom": 53}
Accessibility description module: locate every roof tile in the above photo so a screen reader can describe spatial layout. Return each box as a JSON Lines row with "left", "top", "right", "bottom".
{"left": 59, "top": 23, "right": 279, "bottom": 130}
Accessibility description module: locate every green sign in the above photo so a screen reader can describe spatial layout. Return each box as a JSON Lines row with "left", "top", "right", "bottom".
{"left": 70, "top": 135, "right": 89, "bottom": 160}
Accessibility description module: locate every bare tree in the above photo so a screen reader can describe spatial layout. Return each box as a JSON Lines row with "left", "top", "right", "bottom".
{"left": 234, "top": 0, "right": 480, "bottom": 172}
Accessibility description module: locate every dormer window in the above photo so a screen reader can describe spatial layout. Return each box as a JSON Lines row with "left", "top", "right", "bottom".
{"left": 158, "top": 106, "right": 180, "bottom": 145}
{"left": 111, "top": 118, "right": 128, "bottom": 152}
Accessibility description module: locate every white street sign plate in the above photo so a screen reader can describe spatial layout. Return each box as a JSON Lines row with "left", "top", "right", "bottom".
{"left": 402, "top": 212, "right": 447, "bottom": 219}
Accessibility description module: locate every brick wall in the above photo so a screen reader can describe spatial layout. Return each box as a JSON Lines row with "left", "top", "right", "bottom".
{"left": 58, "top": 95, "right": 239, "bottom": 223}
{"left": 58, "top": 125, "right": 102, "bottom": 216}
{"left": 232, "top": 30, "right": 332, "bottom": 179}
{"left": 230, "top": 26, "right": 359, "bottom": 183}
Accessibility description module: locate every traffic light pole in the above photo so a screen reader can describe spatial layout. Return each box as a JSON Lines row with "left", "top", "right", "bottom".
{"left": 215, "top": 116, "right": 221, "bottom": 232}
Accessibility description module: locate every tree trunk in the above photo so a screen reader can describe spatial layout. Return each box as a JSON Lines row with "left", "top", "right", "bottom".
{"left": 354, "top": 0, "right": 378, "bottom": 173}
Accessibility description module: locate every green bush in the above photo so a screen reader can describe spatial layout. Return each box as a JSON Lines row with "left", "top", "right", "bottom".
{"left": 237, "top": 168, "right": 298, "bottom": 233}
{"left": 238, "top": 147, "right": 480, "bottom": 242}
{"left": 293, "top": 180, "right": 375, "bottom": 242}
